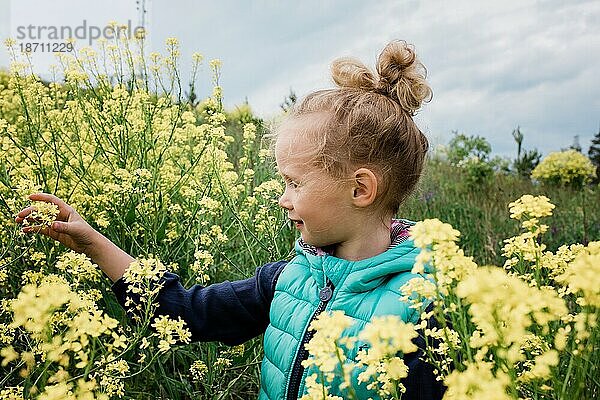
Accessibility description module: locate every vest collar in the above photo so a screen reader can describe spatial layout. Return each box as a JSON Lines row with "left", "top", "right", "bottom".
{"left": 294, "top": 219, "right": 420, "bottom": 292}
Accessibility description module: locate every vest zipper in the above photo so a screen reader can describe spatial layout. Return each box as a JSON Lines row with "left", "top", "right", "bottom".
{"left": 286, "top": 278, "right": 335, "bottom": 400}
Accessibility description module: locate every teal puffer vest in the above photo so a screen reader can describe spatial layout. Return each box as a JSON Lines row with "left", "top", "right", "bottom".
{"left": 258, "top": 231, "right": 423, "bottom": 399}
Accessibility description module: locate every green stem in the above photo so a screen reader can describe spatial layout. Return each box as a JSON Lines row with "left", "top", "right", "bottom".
{"left": 580, "top": 188, "right": 588, "bottom": 245}
{"left": 560, "top": 350, "right": 575, "bottom": 399}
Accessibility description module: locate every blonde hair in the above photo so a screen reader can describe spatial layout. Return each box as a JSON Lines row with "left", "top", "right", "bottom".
{"left": 284, "top": 40, "right": 432, "bottom": 215}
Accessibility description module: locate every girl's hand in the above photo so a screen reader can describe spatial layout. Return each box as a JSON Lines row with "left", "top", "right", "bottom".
{"left": 15, "top": 192, "right": 135, "bottom": 282}
{"left": 15, "top": 192, "right": 99, "bottom": 256}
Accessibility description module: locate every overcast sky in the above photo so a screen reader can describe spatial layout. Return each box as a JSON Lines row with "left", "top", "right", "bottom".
{"left": 1, "top": 0, "right": 599, "bottom": 158}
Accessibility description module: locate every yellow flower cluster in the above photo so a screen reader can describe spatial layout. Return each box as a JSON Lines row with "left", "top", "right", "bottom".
{"left": 93, "top": 355, "right": 129, "bottom": 398}
{"left": 444, "top": 362, "right": 511, "bottom": 400}
{"left": 22, "top": 200, "right": 59, "bottom": 228}
{"left": 31, "top": 379, "right": 108, "bottom": 400}
{"left": 503, "top": 195, "right": 556, "bottom": 271}
{"left": 399, "top": 276, "right": 437, "bottom": 310}
{"left": 355, "top": 316, "right": 417, "bottom": 397}
{"left": 408, "top": 218, "right": 460, "bottom": 248}
{"left": 519, "top": 349, "right": 559, "bottom": 382}
{"left": 409, "top": 218, "right": 477, "bottom": 292}
{"left": 457, "top": 267, "right": 566, "bottom": 358}
{"left": 0, "top": 386, "right": 23, "bottom": 400}
{"left": 55, "top": 251, "right": 101, "bottom": 284}
{"left": 556, "top": 241, "right": 600, "bottom": 307}
{"left": 122, "top": 257, "right": 167, "bottom": 292}
{"left": 238, "top": 179, "right": 286, "bottom": 237}
{"left": 402, "top": 194, "right": 599, "bottom": 399}
{"left": 531, "top": 149, "right": 596, "bottom": 186}
{"left": 3, "top": 275, "right": 123, "bottom": 399}
{"left": 302, "top": 374, "right": 344, "bottom": 400}
{"left": 151, "top": 315, "right": 192, "bottom": 353}
{"left": 189, "top": 360, "right": 208, "bottom": 381}
{"left": 121, "top": 257, "right": 168, "bottom": 325}
{"left": 508, "top": 194, "right": 555, "bottom": 221}
{"left": 302, "top": 310, "right": 353, "bottom": 383}
{"left": 190, "top": 249, "right": 214, "bottom": 284}
{"left": 301, "top": 310, "right": 420, "bottom": 398}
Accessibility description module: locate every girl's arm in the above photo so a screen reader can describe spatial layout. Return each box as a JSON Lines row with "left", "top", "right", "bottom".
{"left": 112, "top": 261, "right": 286, "bottom": 344}
{"left": 16, "top": 192, "right": 287, "bottom": 344}
{"left": 15, "top": 192, "right": 134, "bottom": 282}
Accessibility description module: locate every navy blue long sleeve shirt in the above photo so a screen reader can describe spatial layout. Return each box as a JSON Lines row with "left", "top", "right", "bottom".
{"left": 110, "top": 260, "right": 445, "bottom": 399}
{"left": 111, "top": 260, "right": 287, "bottom": 345}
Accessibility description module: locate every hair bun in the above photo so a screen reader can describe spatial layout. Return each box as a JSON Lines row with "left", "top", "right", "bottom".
{"left": 376, "top": 40, "right": 432, "bottom": 115}
{"left": 331, "top": 57, "right": 377, "bottom": 91}
{"left": 330, "top": 41, "right": 432, "bottom": 115}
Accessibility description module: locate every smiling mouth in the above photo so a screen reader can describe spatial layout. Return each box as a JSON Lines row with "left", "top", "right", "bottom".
{"left": 290, "top": 219, "right": 303, "bottom": 227}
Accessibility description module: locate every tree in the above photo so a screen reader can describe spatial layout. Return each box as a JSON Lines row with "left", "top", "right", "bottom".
{"left": 446, "top": 131, "right": 491, "bottom": 165}
{"left": 280, "top": 88, "right": 297, "bottom": 113}
{"left": 512, "top": 126, "right": 524, "bottom": 160}
{"left": 185, "top": 80, "right": 199, "bottom": 107}
{"left": 511, "top": 126, "right": 541, "bottom": 177}
{"left": 570, "top": 135, "right": 582, "bottom": 153}
{"left": 588, "top": 125, "right": 600, "bottom": 183}
{"left": 513, "top": 149, "right": 541, "bottom": 177}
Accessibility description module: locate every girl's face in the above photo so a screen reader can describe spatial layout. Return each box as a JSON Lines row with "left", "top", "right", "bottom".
{"left": 275, "top": 117, "right": 357, "bottom": 250}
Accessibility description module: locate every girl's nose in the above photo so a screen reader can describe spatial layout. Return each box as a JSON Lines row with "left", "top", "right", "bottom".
{"left": 278, "top": 188, "right": 293, "bottom": 210}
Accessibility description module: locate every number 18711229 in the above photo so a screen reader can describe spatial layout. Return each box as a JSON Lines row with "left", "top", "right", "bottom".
{"left": 19, "top": 42, "right": 74, "bottom": 53}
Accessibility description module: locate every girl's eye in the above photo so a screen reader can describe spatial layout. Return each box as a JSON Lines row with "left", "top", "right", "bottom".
{"left": 285, "top": 179, "right": 300, "bottom": 189}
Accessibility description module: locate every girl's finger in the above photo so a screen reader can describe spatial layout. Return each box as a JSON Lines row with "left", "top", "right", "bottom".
{"left": 23, "top": 224, "right": 56, "bottom": 240}
{"left": 28, "top": 192, "right": 66, "bottom": 207}
{"left": 22, "top": 225, "right": 45, "bottom": 234}
{"left": 28, "top": 192, "right": 72, "bottom": 220}
{"left": 15, "top": 206, "right": 34, "bottom": 221}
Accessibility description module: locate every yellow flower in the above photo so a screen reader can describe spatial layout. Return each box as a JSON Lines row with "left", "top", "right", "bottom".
{"left": 457, "top": 267, "right": 566, "bottom": 355}
{"left": 502, "top": 231, "right": 546, "bottom": 265}
{"left": 23, "top": 200, "right": 59, "bottom": 228}
{"left": 508, "top": 194, "right": 555, "bottom": 221}
{"left": 209, "top": 59, "right": 222, "bottom": 70}
{"left": 55, "top": 251, "right": 101, "bottom": 283}
{"left": 10, "top": 279, "right": 72, "bottom": 335}
{"left": 355, "top": 316, "right": 418, "bottom": 396}
{"left": 214, "top": 357, "right": 232, "bottom": 370}
{"left": 122, "top": 257, "right": 167, "bottom": 295}
{"left": 519, "top": 349, "right": 559, "bottom": 381}
{"left": 191, "top": 249, "right": 213, "bottom": 284}
{"left": 190, "top": 360, "right": 208, "bottom": 381}
{"left": 409, "top": 218, "right": 460, "bottom": 248}
{"left": 0, "top": 345, "right": 19, "bottom": 366}
{"left": 300, "top": 374, "right": 344, "bottom": 400}
{"left": 358, "top": 316, "right": 418, "bottom": 358}
{"left": 302, "top": 311, "right": 353, "bottom": 379}
{"left": 243, "top": 123, "right": 257, "bottom": 142}
{"left": 0, "top": 386, "right": 24, "bottom": 399}
{"left": 556, "top": 241, "right": 600, "bottom": 306}
{"left": 165, "top": 37, "right": 179, "bottom": 46}
{"left": 400, "top": 276, "right": 437, "bottom": 310}
{"left": 192, "top": 52, "right": 203, "bottom": 63}
{"left": 532, "top": 150, "right": 596, "bottom": 186}
{"left": 444, "top": 362, "right": 512, "bottom": 400}
{"left": 151, "top": 315, "right": 192, "bottom": 353}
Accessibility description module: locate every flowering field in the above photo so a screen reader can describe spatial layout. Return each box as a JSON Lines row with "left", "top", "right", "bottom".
{"left": 0, "top": 34, "right": 599, "bottom": 399}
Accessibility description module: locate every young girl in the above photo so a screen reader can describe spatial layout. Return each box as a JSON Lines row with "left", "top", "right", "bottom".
{"left": 16, "top": 40, "right": 443, "bottom": 399}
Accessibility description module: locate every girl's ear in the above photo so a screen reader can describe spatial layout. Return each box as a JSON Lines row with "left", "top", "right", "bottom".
{"left": 351, "top": 168, "right": 378, "bottom": 207}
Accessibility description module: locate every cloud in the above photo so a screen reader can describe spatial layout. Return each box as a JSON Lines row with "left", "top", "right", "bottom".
{"left": 232, "top": 0, "right": 600, "bottom": 156}
{"left": 2, "top": 0, "right": 598, "bottom": 157}
{"left": 362, "top": 0, "right": 600, "bottom": 156}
